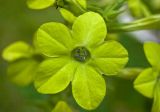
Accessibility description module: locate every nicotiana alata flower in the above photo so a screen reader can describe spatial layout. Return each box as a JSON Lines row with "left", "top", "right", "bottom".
{"left": 134, "top": 42, "right": 160, "bottom": 112}
{"left": 35, "top": 12, "right": 128, "bottom": 110}
{"left": 2, "top": 41, "right": 41, "bottom": 86}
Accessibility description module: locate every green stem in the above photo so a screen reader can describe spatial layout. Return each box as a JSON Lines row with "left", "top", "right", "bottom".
{"left": 108, "top": 14, "right": 160, "bottom": 33}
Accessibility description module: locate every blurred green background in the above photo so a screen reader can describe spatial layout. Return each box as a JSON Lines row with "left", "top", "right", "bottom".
{"left": 0, "top": 0, "right": 153, "bottom": 112}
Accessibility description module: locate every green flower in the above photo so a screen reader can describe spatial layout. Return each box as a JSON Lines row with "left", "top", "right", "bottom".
{"left": 35, "top": 12, "right": 128, "bottom": 110}
{"left": 134, "top": 42, "right": 160, "bottom": 112}
{"left": 52, "top": 101, "right": 72, "bottom": 112}
{"left": 2, "top": 41, "right": 42, "bottom": 86}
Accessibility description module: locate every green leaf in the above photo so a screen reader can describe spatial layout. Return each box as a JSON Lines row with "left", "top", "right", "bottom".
{"left": 36, "top": 22, "right": 73, "bottom": 57}
{"left": 8, "top": 59, "right": 38, "bottom": 86}
{"left": 2, "top": 41, "right": 33, "bottom": 62}
{"left": 75, "top": 0, "right": 87, "bottom": 9}
{"left": 134, "top": 68, "right": 159, "bottom": 98}
{"left": 52, "top": 101, "right": 72, "bottom": 112}
{"left": 152, "top": 80, "right": 160, "bottom": 112}
{"left": 72, "top": 12, "right": 107, "bottom": 48}
{"left": 72, "top": 65, "right": 106, "bottom": 110}
{"left": 27, "top": 0, "right": 55, "bottom": 9}
{"left": 35, "top": 58, "right": 78, "bottom": 94}
{"left": 60, "top": 8, "right": 77, "bottom": 24}
{"left": 108, "top": 14, "right": 160, "bottom": 32}
{"left": 144, "top": 42, "right": 160, "bottom": 70}
{"left": 91, "top": 40, "right": 128, "bottom": 75}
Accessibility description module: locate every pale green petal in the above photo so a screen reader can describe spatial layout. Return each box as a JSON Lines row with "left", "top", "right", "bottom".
{"left": 8, "top": 59, "right": 38, "bottom": 86}
{"left": 52, "top": 101, "right": 72, "bottom": 112}
{"left": 72, "top": 12, "right": 107, "bottom": 48}
{"left": 2, "top": 41, "right": 33, "bottom": 62}
{"left": 91, "top": 41, "right": 128, "bottom": 75}
{"left": 72, "top": 65, "right": 106, "bottom": 110}
{"left": 27, "top": 0, "right": 55, "bottom": 9}
{"left": 152, "top": 81, "right": 160, "bottom": 112}
{"left": 35, "top": 58, "right": 78, "bottom": 94}
{"left": 36, "top": 22, "right": 73, "bottom": 57}
{"left": 134, "top": 68, "right": 158, "bottom": 98}
{"left": 144, "top": 42, "right": 160, "bottom": 69}
{"left": 60, "top": 8, "right": 77, "bottom": 24}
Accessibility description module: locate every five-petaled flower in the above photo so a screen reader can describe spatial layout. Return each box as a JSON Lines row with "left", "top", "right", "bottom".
{"left": 134, "top": 42, "right": 160, "bottom": 112}
{"left": 35, "top": 12, "right": 128, "bottom": 110}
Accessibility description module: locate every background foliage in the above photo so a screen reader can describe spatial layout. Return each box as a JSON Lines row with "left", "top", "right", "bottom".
{"left": 0, "top": 0, "right": 159, "bottom": 112}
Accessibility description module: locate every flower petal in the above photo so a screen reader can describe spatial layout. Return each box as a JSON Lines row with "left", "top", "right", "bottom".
{"left": 91, "top": 40, "right": 128, "bottom": 75}
{"left": 2, "top": 41, "right": 33, "bottom": 62}
{"left": 35, "top": 57, "right": 78, "bottom": 94}
{"left": 72, "top": 12, "right": 107, "bottom": 48}
{"left": 52, "top": 101, "right": 72, "bottom": 112}
{"left": 76, "top": 0, "right": 87, "bottom": 9}
{"left": 8, "top": 59, "right": 38, "bottom": 86}
{"left": 27, "top": 0, "right": 55, "bottom": 9}
{"left": 72, "top": 65, "right": 106, "bottom": 110}
{"left": 152, "top": 81, "right": 160, "bottom": 112}
{"left": 144, "top": 42, "right": 160, "bottom": 69}
{"left": 60, "top": 8, "right": 77, "bottom": 24}
{"left": 134, "top": 68, "right": 158, "bottom": 98}
{"left": 36, "top": 22, "right": 73, "bottom": 57}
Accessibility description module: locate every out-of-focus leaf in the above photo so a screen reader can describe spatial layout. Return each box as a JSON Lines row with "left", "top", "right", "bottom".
{"left": 52, "top": 101, "right": 72, "bottom": 112}
{"left": 108, "top": 15, "right": 160, "bottom": 32}
{"left": 2, "top": 41, "right": 33, "bottom": 62}
{"left": 151, "top": 0, "right": 160, "bottom": 10}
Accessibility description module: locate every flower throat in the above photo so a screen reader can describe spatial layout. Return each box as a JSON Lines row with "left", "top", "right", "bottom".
{"left": 71, "top": 47, "right": 90, "bottom": 62}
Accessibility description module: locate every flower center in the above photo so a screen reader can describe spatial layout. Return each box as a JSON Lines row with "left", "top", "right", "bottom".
{"left": 71, "top": 46, "right": 90, "bottom": 62}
